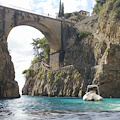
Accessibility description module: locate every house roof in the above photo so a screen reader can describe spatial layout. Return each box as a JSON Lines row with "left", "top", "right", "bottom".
{"left": 79, "top": 10, "right": 90, "bottom": 13}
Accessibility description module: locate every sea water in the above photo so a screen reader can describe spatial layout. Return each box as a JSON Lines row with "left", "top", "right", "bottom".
{"left": 0, "top": 96, "right": 120, "bottom": 120}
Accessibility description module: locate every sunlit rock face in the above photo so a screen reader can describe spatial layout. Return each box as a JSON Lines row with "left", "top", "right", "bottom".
{"left": 22, "top": 67, "right": 84, "bottom": 97}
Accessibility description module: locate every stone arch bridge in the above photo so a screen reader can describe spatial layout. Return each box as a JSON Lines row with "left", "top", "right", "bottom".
{"left": 0, "top": 5, "right": 75, "bottom": 70}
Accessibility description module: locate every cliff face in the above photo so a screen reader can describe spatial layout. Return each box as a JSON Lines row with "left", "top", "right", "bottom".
{"left": 93, "top": 44, "right": 120, "bottom": 98}
{"left": 22, "top": 0, "right": 120, "bottom": 98}
{"left": 32, "top": 68, "right": 83, "bottom": 97}
{"left": 0, "top": 36, "right": 20, "bottom": 98}
{"left": 22, "top": 65, "right": 84, "bottom": 97}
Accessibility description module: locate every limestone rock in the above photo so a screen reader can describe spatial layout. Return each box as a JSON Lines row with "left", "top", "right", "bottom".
{"left": 22, "top": 67, "right": 84, "bottom": 97}
{"left": 0, "top": 37, "right": 20, "bottom": 98}
{"left": 92, "top": 44, "right": 120, "bottom": 98}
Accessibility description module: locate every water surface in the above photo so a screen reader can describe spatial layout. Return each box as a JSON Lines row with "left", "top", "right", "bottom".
{"left": 0, "top": 96, "right": 120, "bottom": 120}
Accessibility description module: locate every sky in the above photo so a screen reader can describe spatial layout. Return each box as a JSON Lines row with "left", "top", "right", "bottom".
{"left": 0, "top": 0, "right": 96, "bottom": 94}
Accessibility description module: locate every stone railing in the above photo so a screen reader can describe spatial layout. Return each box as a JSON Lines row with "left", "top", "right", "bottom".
{"left": 0, "top": 2, "right": 76, "bottom": 25}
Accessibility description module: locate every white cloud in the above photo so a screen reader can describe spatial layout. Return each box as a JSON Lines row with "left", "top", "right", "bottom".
{"left": 92, "top": 0, "right": 96, "bottom": 6}
{"left": 0, "top": 0, "right": 33, "bottom": 10}
{"left": 31, "top": 0, "right": 59, "bottom": 17}
{"left": 62, "top": 0, "right": 88, "bottom": 13}
{"left": 31, "top": 0, "right": 88, "bottom": 17}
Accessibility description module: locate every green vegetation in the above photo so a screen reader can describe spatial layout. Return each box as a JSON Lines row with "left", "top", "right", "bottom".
{"left": 47, "top": 72, "right": 52, "bottom": 79}
{"left": 22, "top": 70, "right": 27, "bottom": 74}
{"left": 114, "top": 8, "right": 120, "bottom": 19}
{"left": 94, "top": 68, "right": 98, "bottom": 77}
{"left": 22, "top": 67, "right": 34, "bottom": 79}
{"left": 113, "top": 0, "right": 120, "bottom": 10}
{"left": 22, "top": 37, "right": 50, "bottom": 81}
{"left": 76, "top": 30, "right": 92, "bottom": 41}
{"left": 58, "top": 0, "right": 64, "bottom": 17}
{"left": 93, "top": 0, "right": 106, "bottom": 14}
{"left": 41, "top": 72, "right": 47, "bottom": 79}
{"left": 31, "top": 37, "right": 50, "bottom": 62}
{"left": 31, "top": 56, "right": 39, "bottom": 64}
{"left": 64, "top": 12, "right": 79, "bottom": 21}
{"left": 72, "top": 69, "right": 81, "bottom": 78}
{"left": 113, "top": 0, "right": 120, "bottom": 19}
{"left": 99, "top": 40, "right": 106, "bottom": 48}
{"left": 64, "top": 13, "right": 71, "bottom": 19}
{"left": 94, "top": 0, "right": 120, "bottom": 20}
{"left": 53, "top": 78, "right": 58, "bottom": 83}
{"left": 105, "top": 48, "right": 110, "bottom": 53}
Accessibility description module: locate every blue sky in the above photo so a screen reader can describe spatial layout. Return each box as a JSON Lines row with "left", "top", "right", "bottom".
{"left": 0, "top": 0, "right": 96, "bottom": 93}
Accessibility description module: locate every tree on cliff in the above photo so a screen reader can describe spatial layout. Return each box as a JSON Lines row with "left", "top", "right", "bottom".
{"left": 93, "top": 0, "right": 106, "bottom": 14}
{"left": 31, "top": 37, "right": 50, "bottom": 62}
{"left": 58, "top": 0, "right": 64, "bottom": 17}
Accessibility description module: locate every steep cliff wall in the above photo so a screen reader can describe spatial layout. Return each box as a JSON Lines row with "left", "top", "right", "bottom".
{"left": 0, "top": 36, "right": 20, "bottom": 98}
{"left": 0, "top": 9, "right": 20, "bottom": 98}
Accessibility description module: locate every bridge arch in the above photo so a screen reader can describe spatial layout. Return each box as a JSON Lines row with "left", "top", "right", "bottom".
{"left": 6, "top": 19, "right": 61, "bottom": 53}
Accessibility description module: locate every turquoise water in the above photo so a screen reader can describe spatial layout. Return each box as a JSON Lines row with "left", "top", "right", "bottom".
{"left": 0, "top": 96, "right": 120, "bottom": 120}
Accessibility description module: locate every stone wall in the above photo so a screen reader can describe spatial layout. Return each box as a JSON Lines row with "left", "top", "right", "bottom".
{"left": 50, "top": 52, "right": 60, "bottom": 70}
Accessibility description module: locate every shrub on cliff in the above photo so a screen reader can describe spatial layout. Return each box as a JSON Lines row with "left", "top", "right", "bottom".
{"left": 64, "top": 12, "right": 79, "bottom": 21}
{"left": 22, "top": 67, "right": 34, "bottom": 79}
{"left": 113, "top": 0, "right": 120, "bottom": 19}
{"left": 76, "top": 30, "right": 92, "bottom": 41}
{"left": 22, "top": 70, "right": 27, "bottom": 74}
{"left": 31, "top": 56, "right": 39, "bottom": 64}
{"left": 93, "top": 0, "right": 106, "bottom": 14}
{"left": 114, "top": 8, "right": 120, "bottom": 19}
{"left": 113, "top": 0, "right": 120, "bottom": 10}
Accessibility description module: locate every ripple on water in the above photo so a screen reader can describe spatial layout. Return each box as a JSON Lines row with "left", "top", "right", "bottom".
{"left": 0, "top": 96, "right": 120, "bottom": 120}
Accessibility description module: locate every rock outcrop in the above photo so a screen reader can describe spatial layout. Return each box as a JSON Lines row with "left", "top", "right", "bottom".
{"left": 93, "top": 44, "right": 120, "bottom": 98}
{"left": 22, "top": 66, "right": 84, "bottom": 97}
{"left": 0, "top": 36, "right": 20, "bottom": 98}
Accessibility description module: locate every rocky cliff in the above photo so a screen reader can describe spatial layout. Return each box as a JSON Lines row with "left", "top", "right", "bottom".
{"left": 22, "top": 66, "right": 84, "bottom": 97}
{"left": 22, "top": 0, "right": 120, "bottom": 98}
{"left": 0, "top": 33, "right": 20, "bottom": 98}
